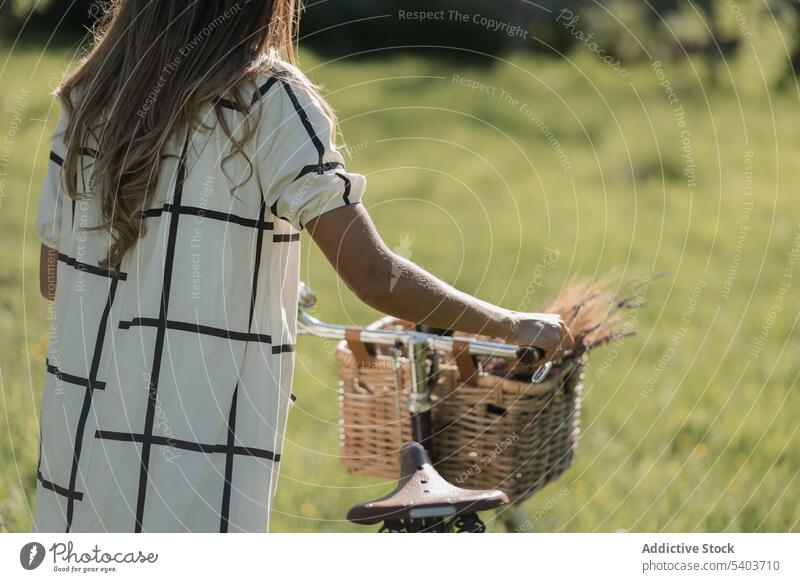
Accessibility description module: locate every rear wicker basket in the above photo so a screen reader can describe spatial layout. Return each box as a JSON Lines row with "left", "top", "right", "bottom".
{"left": 336, "top": 318, "right": 585, "bottom": 504}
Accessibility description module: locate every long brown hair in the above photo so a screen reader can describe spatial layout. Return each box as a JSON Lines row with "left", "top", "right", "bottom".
{"left": 57, "top": 0, "right": 305, "bottom": 268}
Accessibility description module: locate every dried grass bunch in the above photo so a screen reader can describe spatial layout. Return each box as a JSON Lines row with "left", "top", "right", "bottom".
{"left": 483, "top": 274, "right": 660, "bottom": 379}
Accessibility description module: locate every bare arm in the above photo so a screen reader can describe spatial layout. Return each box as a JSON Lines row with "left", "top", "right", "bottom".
{"left": 40, "top": 244, "right": 58, "bottom": 301}
{"left": 307, "top": 204, "right": 573, "bottom": 360}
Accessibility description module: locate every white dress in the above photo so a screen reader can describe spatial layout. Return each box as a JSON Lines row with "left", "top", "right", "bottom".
{"left": 33, "top": 70, "right": 365, "bottom": 532}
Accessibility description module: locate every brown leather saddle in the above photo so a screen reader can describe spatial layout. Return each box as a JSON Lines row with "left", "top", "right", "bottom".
{"left": 347, "top": 442, "right": 509, "bottom": 525}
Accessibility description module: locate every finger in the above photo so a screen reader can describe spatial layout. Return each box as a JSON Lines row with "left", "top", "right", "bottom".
{"left": 542, "top": 343, "right": 559, "bottom": 363}
{"left": 563, "top": 329, "right": 576, "bottom": 350}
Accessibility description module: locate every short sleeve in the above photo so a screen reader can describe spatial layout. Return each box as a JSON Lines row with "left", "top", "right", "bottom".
{"left": 36, "top": 107, "right": 68, "bottom": 248}
{"left": 257, "top": 76, "right": 366, "bottom": 231}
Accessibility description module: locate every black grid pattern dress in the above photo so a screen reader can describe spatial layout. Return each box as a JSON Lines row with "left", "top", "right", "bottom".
{"left": 33, "top": 71, "right": 365, "bottom": 532}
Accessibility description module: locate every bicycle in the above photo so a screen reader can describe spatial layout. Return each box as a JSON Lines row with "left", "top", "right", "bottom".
{"left": 296, "top": 283, "right": 558, "bottom": 533}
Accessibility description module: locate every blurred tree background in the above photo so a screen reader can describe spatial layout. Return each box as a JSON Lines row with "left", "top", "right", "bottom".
{"left": 2, "top": 0, "right": 798, "bottom": 87}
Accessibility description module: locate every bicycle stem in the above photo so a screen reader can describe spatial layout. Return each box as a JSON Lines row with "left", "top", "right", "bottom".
{"left": 407, "top": 339, "right": 433, "bottom": 446}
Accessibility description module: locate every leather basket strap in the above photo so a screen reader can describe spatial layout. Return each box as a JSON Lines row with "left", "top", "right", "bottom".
{"left": 345, "top": 328, "right": 374, "bottom": 368}
{"left": 452, "top": 339, "right": 479, "bottom": 385}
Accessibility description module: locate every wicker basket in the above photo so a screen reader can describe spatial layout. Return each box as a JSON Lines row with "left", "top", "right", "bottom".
{"left": 336, "top": 318, "right": 585, "bottom": 504}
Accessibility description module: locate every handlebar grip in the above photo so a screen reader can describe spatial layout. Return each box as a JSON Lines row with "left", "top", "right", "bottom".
{"left": 516, "top": 345, "right": 545, "bottom": 365}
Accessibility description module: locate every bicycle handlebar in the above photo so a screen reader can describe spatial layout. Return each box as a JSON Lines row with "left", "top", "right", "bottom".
{"left": 296, "top": 283, "right": 553, "bottom": 383}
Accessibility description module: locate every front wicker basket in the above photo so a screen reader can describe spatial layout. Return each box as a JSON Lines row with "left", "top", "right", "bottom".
{"left": 336, "top": 318, "right": 585, "bottom": 504}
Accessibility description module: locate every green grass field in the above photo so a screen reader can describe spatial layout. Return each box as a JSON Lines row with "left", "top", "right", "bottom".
{"left": 1, "top": 44, "right": 798, "bottom": 532}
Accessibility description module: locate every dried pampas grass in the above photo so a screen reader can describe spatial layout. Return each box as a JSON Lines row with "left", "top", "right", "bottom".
{"left": 483, "top": 274, "right": 662, "bottom": 379}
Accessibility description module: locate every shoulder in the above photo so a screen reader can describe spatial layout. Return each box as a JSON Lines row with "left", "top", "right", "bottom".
{"left": 251, "top": 59, "right": 334, "bottom": 127}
